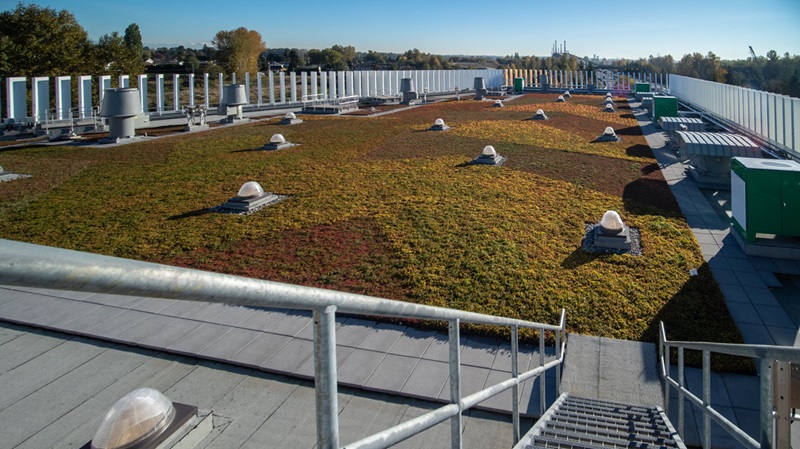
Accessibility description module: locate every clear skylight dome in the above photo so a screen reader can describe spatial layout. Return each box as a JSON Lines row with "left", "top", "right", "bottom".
{"left": 494, "top": 100, "right": 503, "bottom": 105}
{"left": 603, "top": 126, "right": 616, "bottom": 135}
{"left": 284, "top": 112, "right": 296, "bottom": 120}
{"left": 599, "top": 210, "right": 625, "bottom": 233}
{"left": 237, "top": 181, "right": 264, "bottom": 198}
{"left": 557, "top": 95, "right": 565, "bottom": 101}
{"left": 606, "top": 92, "right": 613, "bottom": 97}
{"left": 536, "top": 109, "right": 545, "bottom": 115}
{"left": 482, "top": 145, "right": 497, "bottom": 157}
{"left": 434, "top": 118, "right": 445, "bottom": 126}
{"left": 564, "top": 91, "right": 570, "bottom": 95}
{"left": 604, "top": 103, "right": 614, "bottom": 109}
{"left": 91, "top": 388, "right": 175, "bottom": 449}
{"left": 269, "top": 134, "right": 286, "bottom": 144}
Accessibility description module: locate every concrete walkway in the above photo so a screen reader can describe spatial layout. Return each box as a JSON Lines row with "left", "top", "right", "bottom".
{"left": 631, "top": 100, "right": 800, "bottom": 347}
{"left": 0, "top": 284, "right": 558, "bottom": 418}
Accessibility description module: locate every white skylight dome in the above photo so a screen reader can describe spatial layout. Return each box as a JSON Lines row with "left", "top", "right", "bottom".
{"left": 494, "top": 100, "right": 503, "bottom": 105}
{"left": 269, "top": 134, "right": 286, "bottom": 144}
{"left": 557, "top": 95, "right": 565, "bottom": 101}
{"left": 91, "top": 388, "right": 175, "bottom": 449}
{"left": 434, "top": 118, "right": 445, "bottom": 127}
{"left": 482, "top": 145, "right": 497, "bottom": 157}
{"left": 599, "top": 210, "right": 625, "bottom": 233}
{"left": 603, "top": 127, "right": 616, "bottom": 135}
{"left": 606, "top": 92, "right": 613, "bottom": 97}
{"left": 237, "top": 181, "right": 264, "bottom": 198}
{"left": 284, "top": 112, "right": 296, "bottom": 120}
{"left": 536, "top": 109, "right": 545, "bottom": 116}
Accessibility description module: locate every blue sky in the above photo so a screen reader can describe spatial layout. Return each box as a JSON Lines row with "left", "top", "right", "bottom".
{"left": 12, "top": 0, "right": 800, "bottom": 60}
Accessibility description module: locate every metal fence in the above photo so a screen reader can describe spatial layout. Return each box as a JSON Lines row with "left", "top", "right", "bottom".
{"left": 2, "top": 69, "right": 505, "bottom": 123}
{"left": 659, "top": 322, "right": 800, "bottom": 449}
{"left": 0, "top": 238, "right": 566, "bottom": 449}
{"left": 668, "top": 75, "right": 800, "bottom": 158}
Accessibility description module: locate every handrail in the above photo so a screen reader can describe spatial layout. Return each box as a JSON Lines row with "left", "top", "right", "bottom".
{"left": 0, "top": 238, "right": 566, "bottom": 449}
{"left": 659, "top": 321, "right": 800, "bottom": 449}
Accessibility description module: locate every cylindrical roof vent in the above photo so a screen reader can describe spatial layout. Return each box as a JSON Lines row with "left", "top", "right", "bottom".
{"left": 223, "top": 84, "right": 247, "bottom": 106}
{"left": 400, "top": 78, "right": 416, "bottom": 93}
{"left": 473, "top": 77, "right": 486, "bottom": 91}
{"left": 99, "top": 88, "right": 141, "bottom": 141}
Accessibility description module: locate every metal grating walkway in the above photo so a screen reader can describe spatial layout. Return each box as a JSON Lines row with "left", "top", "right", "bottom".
{"left": 519, "top": 394, "right": 686, "bottom": 449}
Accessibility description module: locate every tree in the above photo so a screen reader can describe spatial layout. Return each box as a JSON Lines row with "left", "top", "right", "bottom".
{"left": 287, "top": 49, "right": 302, "bottom": 69}
{"left": 94, "top": 31, "right": 145, "bottom": 76}
{"left": 212, "top": 27, "right": 266, "bottom": 75}
{"left": 0, "top": 3, "right": 93, "bottom": 77}
{"left": 123, "top": 23, "right": 143, "bottom": 60}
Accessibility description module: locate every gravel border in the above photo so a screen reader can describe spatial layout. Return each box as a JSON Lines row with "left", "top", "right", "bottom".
{"left": 582, "top": 223, "right": 642, "bottom": 256}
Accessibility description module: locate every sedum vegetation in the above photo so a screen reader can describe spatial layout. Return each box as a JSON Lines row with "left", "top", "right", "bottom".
{"left": 0, "top": 94, "right": 744, "bottom": 368}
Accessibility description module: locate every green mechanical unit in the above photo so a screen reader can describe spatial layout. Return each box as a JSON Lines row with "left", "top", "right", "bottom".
{"left": 513, "top": 77, "right": 525, "bottom": 93}
{"left": 634, "top": 82, "right": 650, "bottom": 93}
{"left": 731, "top": 157, "right": 800, "bottom": 242}
{"left": 651, "top": 96, "right": 678, "bottom": 122}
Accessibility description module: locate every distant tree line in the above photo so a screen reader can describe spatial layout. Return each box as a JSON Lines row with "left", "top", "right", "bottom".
{"left": 2, "top": 3, "right": 797, "bottom": 98}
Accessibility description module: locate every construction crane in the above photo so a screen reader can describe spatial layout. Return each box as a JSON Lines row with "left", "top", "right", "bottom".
{"left": 748, "top": 46, "right": 766, "bottom": 90}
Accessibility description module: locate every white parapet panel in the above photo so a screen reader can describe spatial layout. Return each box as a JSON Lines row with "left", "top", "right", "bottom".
{"left": 173, "top": 74, "right": 180, "bottom": 111}
{"left": 290, "top": 72, "right": 297, "bottom": 102}
{"left": 32, "top": 77, "right": 49, "bottom": 123}
{"left": 346, "top": 71, "right": 354, "bottom": 97}
{"left": 301, "top": 72, "right": 308, "bottom": 100}
{"left": 137, "top": 74, "right": 148, "bottom": 113}
{"left": 99, "top": 75, "right": 111, "bottom": 105}
{"left": 269, "top": 71, "right": 275, "bottom": 105}
{"left": 311, "top": 71, "right": 318, "bottom": 98}
{"left": 280, "top": 72, "right": 286, "bottom": 103}
{"left": 156, "top": 74, "right": 164, "bottom": 114}
{"left": 328, "top": 71, "right": 336, "bottom": 99}
{"left": 337, "top": 71, "right": 345, "bottom": 99}
{"left": 245, "top": 73, "right": 251, "bottom": 104}
{"left": 78, "top": 76, "right": 92, "bottom": 119}
{"left": 320, "top": 71, "right": 327, "bottom": 98}
{"left": 6, "top": 77, "right": 26, "bottom": 121}
{"left": 218, "top": 73, "right": 224, "bottom": 106}
{"left": 203, "top": 73, "right": 210, "bottom": 108}
{"left": 119, "top": 75, "right": 129, "bottom": 88}
{"left": 55, "top": 76, "right": 71, "bottom": 120}
{"left": 257, "top": 72, "right": 263, "bottom": 105}
{"left": 188, "top": 74, "right": 195, "bottom": 107}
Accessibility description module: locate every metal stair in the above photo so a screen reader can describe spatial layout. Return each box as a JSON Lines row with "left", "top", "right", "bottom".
{"left": 517, "top": 393, "right": 687, "bottom": 449}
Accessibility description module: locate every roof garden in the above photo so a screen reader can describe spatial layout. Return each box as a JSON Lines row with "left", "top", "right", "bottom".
{"left": 0, "top": 92, "right": 742, "bottom": 355}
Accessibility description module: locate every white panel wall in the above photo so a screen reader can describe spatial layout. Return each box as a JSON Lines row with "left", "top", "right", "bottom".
{"left": 669, "top": 74, "right": 798, "bottom": 155}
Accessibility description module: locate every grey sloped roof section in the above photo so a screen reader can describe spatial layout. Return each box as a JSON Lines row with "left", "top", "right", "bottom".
{"left": 658, "top": 116, "right": 705, "bottom": 133}
{"left": 675, "top": 131, "right": 761, "bottom": 157}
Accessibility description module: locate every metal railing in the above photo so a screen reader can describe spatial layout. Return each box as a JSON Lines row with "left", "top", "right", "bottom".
{"left": 659, "top": 322, "right": 800, "bottom": 449}
{"left": 0, "top": 238, "right": 566, "bottom": 449}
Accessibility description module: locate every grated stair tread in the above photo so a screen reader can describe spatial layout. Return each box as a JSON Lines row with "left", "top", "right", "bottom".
{"left": 549, "top": 416, "right": 675, "bottom": 440}
{"left": 564, "top": 397, "right": 659, "bottom": 414}
{"left": 528, "top": 434, "right": 661, "bottom": 449}
{"left": 559, "top": 404, "right": 666, "bottom": 425}
{"left": 546, "top": 421, "right": 677, "bottom": 445}
{"left": 541, "top": 427, "right": 678, "bottom": 449}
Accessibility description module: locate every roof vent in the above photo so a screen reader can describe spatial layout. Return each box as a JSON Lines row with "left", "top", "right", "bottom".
{"left": 91, "top": 388, "right": 175, "bottom": 449}
{"left": 220, "top": 84, "right": 248, "bottom": 122}
{"left": 280, "top": 112, "right": 303, "bottom": 125}
{"left": 473, "top": 77, "right": 487, "bottom": 100}
{"left": 216, "top": 181, "right": 288, "bottom": 214}
{"left": 532, "top": 109, "right": 549, "bottom": 120}
{"left": 88, "top": 388, "right": 212, "bottom": 449}
{"left": 400, "top": 78, "right": 418, "bottom": 104}
{"left": 563, "top": 90, "right": 571, "bottom": 98}
{"left": 493, "top": 99, "right": 504, "bottom": 108}
{"left": 602, "top": 102, "right": 615, "bottom": 112}
{"left": 261, "top": 133, "right": 297, "bottom": 151}
{"left": 555, "top": 95, "right": 565, "bottom": 103}
{"left": 469, "top": 145, "right": 506, "bottom": 166}
{"left": 595, "top": 126, "right": 621, "bottom": 142}
{"left": 430, "top": 118, "right": 450, "bottom": 131}
{"left": 99, "top": 88, "right": 141, "bottom": 142}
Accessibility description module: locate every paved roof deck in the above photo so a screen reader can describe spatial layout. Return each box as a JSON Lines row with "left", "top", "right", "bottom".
{"left": 0, "top": 284, "right": 559, "bottom": 419}
{"left": 631, "top": 98, "right": 800, "bottom": 347}
{"left": 0, "top": 321, "right": 532, "bottom": 449}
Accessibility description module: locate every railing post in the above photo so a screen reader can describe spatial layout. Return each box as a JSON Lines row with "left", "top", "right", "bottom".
{"left": 540, "top": 327, "right": 546, "bottom": 414}
{"left": 703, "top": 350, "right": 711, "bottom": 449}
{"left": 775, "top": 360, "right": 791, "bottom": 449}
{"left": 665, "top": 344, "right": 671, "bottom": 415}
{"left": 761, "top": 358, "right": 775, "bottom": 449}
{"left": 678, "top": 347, "right": 685, "bottom": 437}
{"left": 314, "top": 305, "right": 339, "bottom": 449}
{"left": 511, "top": 325, "right": 520, "bottom": 445}
{"left": 449, "top": 319, "right": 462, "bottom": 449}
